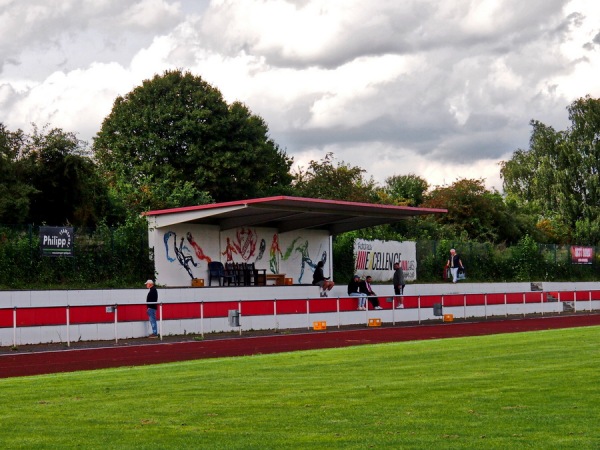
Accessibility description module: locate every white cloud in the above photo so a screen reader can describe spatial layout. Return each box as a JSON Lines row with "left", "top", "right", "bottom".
{"left": 550, "top": 0, "right": 600, "bottom": 99}
{"left": 119, "top": 0, "right": 182, "bottom": 29}
{"left": 6, "top": 62, "right": 132, "bottom": 142}
{"left": 1, "top": 0, "right": 599, "bottom": 195}
{"left": 200, "top": 0, "right": 355, "bottom": 64}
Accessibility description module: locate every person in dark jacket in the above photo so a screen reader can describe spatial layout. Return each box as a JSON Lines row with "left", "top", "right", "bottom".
{"left": 393, "top": 262, "right": 405, "bottom": 308}
{"left": 145, "top": 279, "right": 158, "bottom": 337}
{"left": 312, "top": 260, "right": 335, "bottom": 296}
{"left": 360, "top": 275, "right": 382, "bottom": 309}
{"left": 348, "top": 275, "right": 368, "bottom": 310}
{"left": 446, "top": 249, "right": 465, "bottom": 284}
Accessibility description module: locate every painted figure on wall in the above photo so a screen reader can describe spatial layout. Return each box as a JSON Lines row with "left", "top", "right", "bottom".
{"left": 186, "top": 232, "right": 212, "bottom": 263}
{"left": 234, "top": 227, "right": 258, "bottom": 261}
{"left": 222, "top": 237, "right": 238, "bottom": 262}
{"left": 223, "top": 231, "right": 265, "bottom": 263}
{"left": 164, "top": 231, "right": 198, "bottom": 279}
{"left": 281, "top": 237, "right": 327, "bottom": 283}
{"left": 256, "top": 238, "right": 266, "bottom": 262}
{"left": 269, "top": 233, "right": 283, "bottom": 274}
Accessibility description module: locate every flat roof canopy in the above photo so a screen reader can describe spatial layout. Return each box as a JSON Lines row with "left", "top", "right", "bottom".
{"left": 144, "top": 196, "right": 447, "bottom": 235}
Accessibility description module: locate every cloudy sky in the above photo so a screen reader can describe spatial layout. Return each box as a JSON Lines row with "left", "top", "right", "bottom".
{"left": 1, "top": 0, "right": 599, "bottom": 192}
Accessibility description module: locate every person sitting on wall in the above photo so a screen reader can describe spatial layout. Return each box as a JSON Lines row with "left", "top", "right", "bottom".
{"left": 312, "top": 260, "right": 335, "bottom": 297}
{"left": 348, "top": 274, "right": 368, "bottom": 310}
{"left": 360, "top": 275, "right": 382, "bottom": 309}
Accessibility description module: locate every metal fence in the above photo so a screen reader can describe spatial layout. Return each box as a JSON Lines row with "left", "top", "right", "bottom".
{"left": 2, "top": 222, "right": 599, "bottom": 287}
{"left": 2, "top": 290, "right": 598, "bottom": 348}
{"left": 0, "top": 223, "right": 152, "bottom": 287}
{"left": 415, "top": 241, "right": 600, "bottom": 282}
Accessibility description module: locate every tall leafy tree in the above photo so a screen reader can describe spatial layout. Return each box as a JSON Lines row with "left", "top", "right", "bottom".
{"left": 0, "top": 124, "right": 113, "bottom": 227}
{"left": 93, "top": 69, "right": 293, "bottom": 212}
{"left": 0, "top": 124, "right": 35, "bottom": 223}
{"left": 564, "top": 96, "right": 600, "bottom": 243}
{"left": 421, "top": 178, "right": 531, "bottom": 243}
{"left": 292, "top": 153, "right": 378, "bottom": 202}
{"left": 383, "top": 173, "right": 429, "bottom": 206}
{"left": 23, "top": 126, "right": 112, "bottom": 227}
{"left": 501, "top": 96, "right": 600, "bottom": 243}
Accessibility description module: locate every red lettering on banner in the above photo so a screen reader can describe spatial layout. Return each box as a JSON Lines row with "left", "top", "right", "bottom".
{"left": 355, "top": 251, "right": 366, "bottom": 270}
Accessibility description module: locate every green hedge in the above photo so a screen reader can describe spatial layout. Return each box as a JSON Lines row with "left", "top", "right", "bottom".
{"left": 1, "top": 225, "right": 598, "bottom": 289}
{"left": 0, "top": 218, "right": 154, "bottom": 289}
{"left": 334, "top": 235, "right": 600, "bottom": 284}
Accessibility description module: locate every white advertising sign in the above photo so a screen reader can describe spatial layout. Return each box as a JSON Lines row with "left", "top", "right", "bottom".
{"left": 353, "top": 239, "right": 417, "bottom": 282}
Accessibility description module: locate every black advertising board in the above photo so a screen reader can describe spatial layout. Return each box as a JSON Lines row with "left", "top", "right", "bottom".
{"left": 39, "top": 226, "right": 74, "bottom": 257}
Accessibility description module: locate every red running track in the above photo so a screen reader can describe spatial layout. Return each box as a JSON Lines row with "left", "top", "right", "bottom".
{"left": 1, "top": 314, "right": 599, "bottom": 379}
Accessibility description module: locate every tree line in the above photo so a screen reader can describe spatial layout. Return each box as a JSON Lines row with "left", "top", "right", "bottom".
{"left": 2, "top": 69, "right": 600, "bottom": 285}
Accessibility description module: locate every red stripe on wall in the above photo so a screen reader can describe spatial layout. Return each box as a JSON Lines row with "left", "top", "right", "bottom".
{"left": 309, "top": 298, "right": 338, "bottom": 313}
{"left": 203, "top": 301, "right": 239, "bottom": 318}
{"left": 17, "top": 307, "right": 66, "bottom": 327}
{"left": 241, "top": 301, "right": 275, "bottom": 316}
{"left": 273, "top": 299, "right": 307, "bottom": 314}
{"left": 163, "top": 303, "right": 200, "bottom": 320}
{"left": 0, "top": 309, "right": 13, "bottom": 327}
{"left": 70, "top": 306, "right": 114, "bottom": 324}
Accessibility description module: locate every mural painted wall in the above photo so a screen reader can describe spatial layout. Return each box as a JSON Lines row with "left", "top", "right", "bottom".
{"left": 152, "top": 223, "right": 220, "bottom": 286}
{"left": 275, "top": 230, "right": 331, "bottom": 284}
{"left": 150, "top": 224, "right": 331, "bottom": 286}
{"left": 219, "top": 228, "right": 331, "bottom": 284}
{"left": 353, "top": 239, "right": 417, "bottom": 282}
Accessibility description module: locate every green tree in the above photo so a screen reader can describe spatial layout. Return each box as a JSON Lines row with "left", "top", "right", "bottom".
{"left": 501, "top": 96, "right": 600, "bottom": 244}
{"left": 383, "top": 173, "right": 429, "bottom": 206}
{"left": 420, "top": 178, "right": 530, "bottom": 244}
{"left": 292, "top": 153, "right": 378, "bottom": 202}
{"left": 510, "top": 234, "right": 542, "bottom": 281}
{"left": 93, "top": 70, "right": 293, "bottom": 213}
{"left": 0, "top": 124, "right": 36, "bottom": 223}
{"left": 564, "top": 96, "right": 600, "bottom": 243}
{"left": 23, "top": 126, "right": 112, "bottom": 227}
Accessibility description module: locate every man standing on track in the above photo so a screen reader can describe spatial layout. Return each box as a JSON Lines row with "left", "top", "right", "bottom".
{"left": 145, "top": 279, "right": 158, "bottom": 338}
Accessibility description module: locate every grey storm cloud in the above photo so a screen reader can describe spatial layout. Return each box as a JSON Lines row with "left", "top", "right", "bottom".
{"left": 0, "top": 0, "right": 599, "bottom": 191}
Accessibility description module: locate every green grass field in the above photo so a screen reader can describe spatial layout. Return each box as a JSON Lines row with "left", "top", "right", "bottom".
{"left": 1, "top": 326, "right": 599, "bottom": 449}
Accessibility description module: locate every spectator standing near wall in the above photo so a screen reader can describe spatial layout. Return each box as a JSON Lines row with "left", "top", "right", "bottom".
{"left": 393, "top": 262, "right": 405, "bottom": 309}
{"left": 145, "top": 279, "right": 158, "bottom": 338}
{"left": 446, "top": 249, "right": 465, "bottom": 284}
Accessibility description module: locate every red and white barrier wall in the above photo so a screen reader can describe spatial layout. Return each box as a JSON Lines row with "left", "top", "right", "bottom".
{"left": 1, "top": 282, "right": 599, "bottom": 347}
